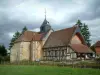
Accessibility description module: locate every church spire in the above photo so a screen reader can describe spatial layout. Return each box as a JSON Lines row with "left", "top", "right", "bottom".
{"left": 40, "top": 9, "right": 51, "bottom": 33}
{"left": 45, "top": 8, "right": 46, "bottom": 20}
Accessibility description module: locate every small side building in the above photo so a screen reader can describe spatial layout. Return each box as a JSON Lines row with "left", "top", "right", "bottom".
{"left": 94, "top": 41, "right": 100, "bottom": 57}
{"left": 43, "top": 25, "right": 93, "bottom": 61}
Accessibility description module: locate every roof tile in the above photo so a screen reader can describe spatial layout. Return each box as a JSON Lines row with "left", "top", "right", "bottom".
{"left": 43, "top": 26, "right": 77, "bottom": 48}
{"left": 15, "top": 31, "right": 44, "bottom": 42}
{"left": 70, "top": 44, "right": 93, "bottom": 53}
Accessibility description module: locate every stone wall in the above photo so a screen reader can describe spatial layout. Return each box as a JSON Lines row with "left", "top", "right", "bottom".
{"left": 10, "top": 42, "right": 21, "bottom": 62}
{"left": 10, "top": 29, "right": 53, "bottom": 62}
{"left": 20, "top": 42, "right": 30, "bottom": 61}
{"left": 30, "top": 41, "right": 42, "bottom": 61}
{"left": 10, "top": 42, "right": 30, "bottom": 62}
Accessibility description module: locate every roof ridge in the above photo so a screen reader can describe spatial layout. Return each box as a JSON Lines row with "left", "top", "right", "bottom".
{"left": 25, "top": 30, "right": 38, "bottom": 33}
{"left": 43, "top": 25, "right": 77, "bottom": 48}
{"left": 52, "top": 26, "right": 77, "bottom": 33}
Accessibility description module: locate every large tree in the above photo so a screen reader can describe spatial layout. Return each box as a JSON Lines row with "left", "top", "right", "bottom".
{"left": 0, "top": 45, "right": 7, "bottom": 56}
{"left": 76, "top": 20, "right": 83, "bottom": 29}
{"left": 9, "top": 31, "right": 20, "bottom": 50}
{"left": 76, "top": 20, "right": 91, "bottom": 46}
{"left": 21, "top": 26, "right": 28, "bottom": 34}
{"left": 0, "top": 45, "right": 9, "bottom": 62}
{"left": 9, "top": 26, "right": 28, "bottom": 50}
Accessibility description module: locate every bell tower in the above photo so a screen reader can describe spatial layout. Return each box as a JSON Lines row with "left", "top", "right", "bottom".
{"left": 40, "top": 9, "right": 51, "bottom": 33}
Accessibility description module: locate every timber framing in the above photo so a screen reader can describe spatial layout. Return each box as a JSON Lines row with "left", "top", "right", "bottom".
{"left": 43, "top": 45, "right": 93, "bottom": 61}
{"left": 43, "top": 46, "right": 73, "bottom": 61}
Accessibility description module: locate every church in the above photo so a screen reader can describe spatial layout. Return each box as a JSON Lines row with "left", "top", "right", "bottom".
{"left": 10, "top": 15, "right": 93, "bottom": 62}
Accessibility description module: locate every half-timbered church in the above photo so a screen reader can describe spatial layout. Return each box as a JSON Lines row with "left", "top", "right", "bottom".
{"left": 10, "top": 14, "right": 93, "bottom": 62}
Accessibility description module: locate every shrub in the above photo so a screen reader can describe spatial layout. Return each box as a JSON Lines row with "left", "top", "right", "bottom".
{"left": 95, "top": 58, "right": 100, "bottom": 64}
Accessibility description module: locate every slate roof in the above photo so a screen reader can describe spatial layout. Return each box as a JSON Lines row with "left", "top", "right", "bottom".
{"left": 15, "top": 31, "right": 44, "bottom": 42}
{"left": 40, "top": 18, "right": 51, "bottom": 33}
{"left": 70, "top": 44, "right": 93, "bottom": 53}
{"left": 41, "top": 19, "right": 49, "bottom": 26}
{"left": 43, "top": 26, "right": 77, "bottom": 48}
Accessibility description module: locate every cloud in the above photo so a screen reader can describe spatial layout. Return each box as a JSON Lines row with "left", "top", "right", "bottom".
{"left": 32, "top": 28, "right": 40, "bottom": 32}
{"left": 8, "top": 32, "right": 14, "bottom": 38}
{"left": 0, "top": 0, "right": 100, "bottom": 48}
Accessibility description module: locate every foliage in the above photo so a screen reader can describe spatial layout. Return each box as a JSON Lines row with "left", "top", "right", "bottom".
{"left": 0, "top": 45, "right": 7, "bottom": 56}
{"left": 0, "top": 55, "right": 4, "bottom": 62}
{"left": 9, "top": 31, "right": 20, "bottom": 50}
{"left": 95, "top": 58, "right": 100, "bottom": 64}
{"left": 90, "top": 45, "right": 96, "bottom": 53}
{"left": 4, "top": 55, "right": 10, "bottom": 61}
{"left": 0, "top": 45, "right": 8, "bottom": 62}
{"left": 76, "top": 20, "right": 91, "bottom": 46}
{"left": 76, "top": 19, "right": 83, "bottom": 29}
{"left": 9, "top": 26, "right": 28, "bottom": 50}
{"left": 21, "top": 26, "right": 28, "bottom": 34}
{"left": 0, "top": 65, "right": 100, "bottom": 75}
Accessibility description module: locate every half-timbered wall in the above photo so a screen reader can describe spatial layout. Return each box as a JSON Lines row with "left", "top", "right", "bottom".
{"left": 43, "top": 46, "right": 77, "bottom": 61}
{"left": 67, "top": 47, "right": 77, "bottom": 59}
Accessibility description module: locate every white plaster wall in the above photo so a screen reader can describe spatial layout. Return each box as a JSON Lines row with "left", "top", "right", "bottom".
{"left": 71, "top": 35, "right": 82, "bottom": 44}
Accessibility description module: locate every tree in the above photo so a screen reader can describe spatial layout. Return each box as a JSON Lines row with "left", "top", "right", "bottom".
{"left": 0, "top": 45, "right": 7, "bottom": 56}
{"left": 76, "top": 19, "right": 82, "bottom": 29}
{"left": 76, "top": 20, "right": 91, "bottom": 46}
{"left": 83, "top": 24, "right": 91, "bottom": 46}
{"left": 90, "top": 45, "right": 95, "bottom": 53}
{"left": 21, "top": 26, "right": 28, "bottom": 34}
{"left": 9, "top": 31, "right": 20, "bottom": 50}
{"left": 0, "top": 45, "right": 8, "bottom": 62}
{"left": 9, "top": 26, "right": 28, "bottom": 50}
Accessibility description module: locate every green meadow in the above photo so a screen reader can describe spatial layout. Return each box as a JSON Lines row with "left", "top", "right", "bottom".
{"left": 0, "top": 65, "right": 100, "bottom": 75}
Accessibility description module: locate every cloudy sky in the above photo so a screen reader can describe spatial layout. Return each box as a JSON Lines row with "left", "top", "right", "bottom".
{"left": 0, "top": 0, "right": 100, "bottom": 48}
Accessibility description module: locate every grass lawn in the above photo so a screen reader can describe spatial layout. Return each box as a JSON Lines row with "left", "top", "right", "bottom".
{"left": 0, "top": 65, "right": 100, "bottom": 75}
